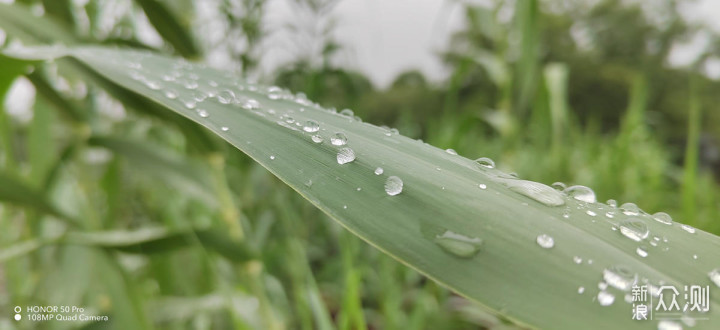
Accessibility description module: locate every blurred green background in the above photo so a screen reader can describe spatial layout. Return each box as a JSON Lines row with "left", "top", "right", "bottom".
{"left": 0, "top": 0, "right": 719, "bottom": 329}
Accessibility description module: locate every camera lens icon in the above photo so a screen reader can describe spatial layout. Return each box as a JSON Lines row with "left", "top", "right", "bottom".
{"left": 14, "top": 306, "right": 21, "bottom": 313}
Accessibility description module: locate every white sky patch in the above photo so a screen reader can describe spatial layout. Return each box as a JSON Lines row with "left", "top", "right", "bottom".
{"left": 4, "top": 77, "right": 36, "bottom": 124}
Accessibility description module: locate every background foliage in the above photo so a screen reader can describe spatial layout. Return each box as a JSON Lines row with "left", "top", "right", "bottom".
{"left": 0, "top": 0, "right": 719, "bottom": 329}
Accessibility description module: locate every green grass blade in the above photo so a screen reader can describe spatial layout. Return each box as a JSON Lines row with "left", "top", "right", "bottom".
{"left": 5, "top": 46, "right": 720, "bottom": 329}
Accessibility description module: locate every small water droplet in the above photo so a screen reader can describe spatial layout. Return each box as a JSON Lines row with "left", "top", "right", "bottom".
{"left": 619, "top": 218, "right": 650, "bottom": 241}
{"left": 339, "top": 108, "right": 354, "bottom": 117}
{"left": 196, "top": 109, "right": 209, "bottom": 118}
{"left": 304, "top": 179, "right": 313, "bottom": 187}
{"left": 692, "top": 254, "right": 698, "bottom": 260}
{"left": 551, "top": 182, "right": 566, "bottom": 190}
{"left": 578, "top": 286, "right": 585, "bottom": 294}
{"left": 385, "top": 176, "right": 403, "bottom": 196}
{"left": 221, "top": 126, "right": 229, "bottom": 132}
{"left": 164, "top": 89, "right": 178, "bottom": 99}
{"left": 303, "top": 120, "right": 320, "bottom": 132}
{"left": 445, "top": 148, "right": 458, "bottom": 155}
{"left": 680, "top": 224, "right": 696, "bottom": 234}
{"left": 573, "top": 256, "right": 582, "bottom": 264}
{"left": 374, "top": 167, "right": 384, "bottom": 175}
{"left": 607, "top": 199, "right": 618, "bottom": 208}
{"left": 586, "top": 210, "right": 597, "bottom": 217}
{"left": 343, "top": 205, "right": 347, "bottom": 209}
{"left": 536, "top": 234, "right": 555, "bottom": 248}
{"left": 434, "top": 230, "right": 483, "bottom": 258}
{"left": 336, "top": 148, "right": 355, "bottom": 164}
{"left": 478, "top": 183, "right": 487, "bottom": 189}
{"left": 603, "top": 265, "right": 637, "bottom": 291}
{"left": 652, "top": 212, "right": 673, "bottom": 225}
{"left": 588, "top": 259, "right": 593, "bottom": 264}
{"left": 474, "top": 157, "right": 495, "bottom": 169}
{"left": 564, "top": 185, "right": 596, "bottom": 203}
{"left": 184, "top": 100, "right": 197, "bottom": 109}
{"left": 270, "top": 155, "right": 275, "bottom": 160}
{"left": 495, "top": 178, "right": 565, "bottom": 207}
{"left": 241, "top": 99, "right": 260, "bottom": 110}
{"left": 356, "top": 187, "right": 362, "bottom": 191}
{"left": 708, "top": 268, "right": 720, "bottom": 287}
{"left": 636, "top": 246, "right": 648, "bottom": 258}
{"left": 657, "top": 320, "right": 683, "bottom": 330}
{"left": 311, "top": 135, "right": 323, "bottom": 143}
{"left": 145, "top": 80, "right": 162, "bottom": 90}
{"left": 620, "top": 202, "right": 641, "bottom": 215}
{"left": 217, "top": 90, "right": 236, "bottom": 104}
{"left": 605, "top": 211, "right": 615, "bottom": 219}
{"left": 597, "top": 291, "right": 615, "bottom": 306}
{"left": 598, "top": 282, "right": 608, "bottom": 290}
{"left": 330, "top": 132, "right": 348, "bottom": 146}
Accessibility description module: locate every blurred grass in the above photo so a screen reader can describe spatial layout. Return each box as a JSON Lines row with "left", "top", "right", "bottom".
{"left": 0, "top": 0, "right": 719, "bottom": 329}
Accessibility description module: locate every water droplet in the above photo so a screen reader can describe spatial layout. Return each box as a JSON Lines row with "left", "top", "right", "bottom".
{"left": 343, "top": 205, "right": 348, "bottom": 209}
{"left": 196, "top": 109, "right": 209, "bottom": 118}
{"left": 603, "top": 265, "right": 637, "bottom": 291}
{"left": 304, "top": 179, "right": 313, "bottom": 187}
{"left": 217, "top": 90, "right": 236, "bottom": 104}
{"left": 598, "top": 282, "right": 608, "bottom": 290}
{"left": 620, "top": 202, "right": 641, "bottom": 215}
{"left": 586, "top": 210, "right": 597, "bottom": 216}
{"left": 330, "top": 132, "right": 348, "bottom": 146}
{"left": 145, "top": 80, "right": 162, "bottom": 90}
{"left": 551, "top": 182, "right": 566, "bottom": 190}
{"left": 573, "top": 256, "right": 582, "bottom": 264}
{"left": 183, "top": 99, "right": 197, "bottom": 109}
{"left": 475, "top": 157, "right": 495, "bottom": 169}
{"left": 605, "top": 211, "right": 615, "bottom": 218}
{"left": 708, "top": 268, "right": 720, "bottom": 287}
{"left": 336, "top": 148, "right": 355, "bottom": 165}
{"left": 270, "top": 155, "right": 275, "bottom": 160}
{"left": 303, "top": 120, "right": 319, "bottom": 132}
{"left": 597, "top": 291, "right": 615, "bottom": 306}
{"left": 339, "top": 108, "right": 354, "bottom": 117}
{"left": 680, "top": 224, "right": 696, "bottom": 234}
{"left": 619, "top": 218, "right": 650, "bottom": 241}
{"left": 356, "top": 187, "right": 362, "bottom": 191}
{"left": 445, "top": 149, "right": 458, "bottom": 155}
{"left": 164, "top": 89, "right": 178, "bottom": 99}
{"left": 478, "top": 183, "right": 487, "bottom": 189}
{"left": 588, "top": 259, "right": 593, "bottom": 264}
{"left": 657, "top": 320, "right": 683, "bottom": 330}
{"left": 607, "top": 199, "right": 618, "bottom": 208}
{"left": 636, "top": 246, "right": 648, "bottom": 258}
{"left": 241, "top": 99, "right": 260, "bottom": 110}
{"left": 311, "top": 135, "right": 323, "bottom": 143}
{"left": 652, "top": 212, "right": 673, "bottom": 225}
{"left": 693, "top": 254, "right": 698, "bottom": 260}
{"left": 384, "top": 176, "right": 403, "bottom": 196}
{"left": 434, "top": 230, "right": 483, "bottom": 258}
{"left": 624, "top": 294, "right": 633, "bottom": 303}
{"left": 578, "top": 286, "right": 585, "bottom": 294}
{"left": 221, "top": 126, "right": 229, "bottom": 132}
{"left": 536, "top": 234, "right": 555, "bottom": 248}
{"left": 495, "top": 178, "right": 565, "bottom": 207}
{"left": 374, "top": 167, "right": 384, "bottom": 175}
{"left": 564, "top": 185, "right": 596, "bottom": 203}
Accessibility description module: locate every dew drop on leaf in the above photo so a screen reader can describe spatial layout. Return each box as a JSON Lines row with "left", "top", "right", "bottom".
{"left": 536, "top": 234, "right": 554, "bottom": 248}
{"left": 597, "top": 291, "right": 615, "bottom": 306}
{"left": 620, "top": 202, "right": 641, "bottom": 216}
{"left": 434, "top": 230, "right": 482, "bottom": 258}
{"left": 708, "top": 268, "right": 720, "bottom": 287}
{"left": 619, "top": 218, "right": 649, "bottom": 242}
{"left": 602, "top": 265, "right": 637, "bottom": 291}
{"left": 681, "top": 224, "right": 696, "bottom": 234}
{"left": 384, "top": 176, "right": 403, "bottom": 196}
{"left": 445, "top": 148, "right": 458, "bottom": 155}
{"left": 657, "top": 320, "right": 683, "bottom": 330}
{"left": 652, "top": 212, "right": 673, "bottom": 225}
{"left": 636, "top": 246, "right": 648, "bottom": 258}
{"left": 475, "top": 157, "right": 495, "bottom": 169}
{"left": 336, "top": 148, "right": 355, "bottom": 165}
{"left": 330, "top": 132, "right": 348, "bottom": 146}
{"left": 563, "top": 185, "right": 596, "bottom": 203}
{"left": 311, "top": 135, "right": 323, "bottom": 143}
{"left": 221, "top": 126, "right": 229, "bottom": 132}
{"left": 303, "top": 120, "right": 320, "bottom": 132}
{"left": 196, "top": 109, "right": 209, "bottom": 118}
{"left": 374, "top": 167, "right": 384, "bottom": 175}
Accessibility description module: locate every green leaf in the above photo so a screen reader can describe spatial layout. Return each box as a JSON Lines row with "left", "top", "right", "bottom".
{"left": 133, "top": 0, "right": 201, "bottom": 58}
{"left": 5, "top": 46, "right": 720, "bottom": 329}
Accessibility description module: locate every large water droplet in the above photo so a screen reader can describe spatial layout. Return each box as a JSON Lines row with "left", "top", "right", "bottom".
{"left": 657, "top": 320, "right": 683, "bottom": 330}
{"left": 597, "top": 291, "right": 615, "bottom": 306}
{"left": 385, "top": 176, "right": 403, "bottom": 196}
{"left": 496, "top": 178, "right": 565, "bottom": 207}
{"left": 217, "top": 90, "right": 236, "bottom": 104}
{"left": 475, "top": 157, "right": 495, "bottom": 169}
{"left": 330, "top": 132, "right": 348, "bottom": 146}
{"left": 603, "top": 265, "right": 637, "bottom": 291}
{"left": 652, "top": 212, "right": 673, "bottom": 225}
{"left": 620, "top": 202, "right": 641, "bottom": 215}
{"left": 536, "top": 234, "right": 555, "bottom": 248}
{"left": 374, "top": 167, "right": 384, "bottom": 175}
{"left": 336, "top": 148, "right": 356, "bottom": 165}
{"left": 303, "top": 120, "right": 319, "bottom": 132}
{"left": 434, "top": 230, "right": 482, "bottom": 258}
{"left": 564, "top": 185, "right": 596, "bottom": 203}
{"left": 708, "top": 268, "right": 720, "bottom": 287}
{"left": 619, "top": 218, "right": 649, "bottom": 241}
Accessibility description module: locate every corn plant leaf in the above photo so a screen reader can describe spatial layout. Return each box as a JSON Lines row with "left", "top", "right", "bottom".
{"left": 4, "top": 46, "right": 720, "bottom": 329}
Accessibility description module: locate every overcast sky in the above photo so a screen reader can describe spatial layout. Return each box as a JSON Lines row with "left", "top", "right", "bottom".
{"left": 264, "top": 0, "right": 720, "bottom": 88}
